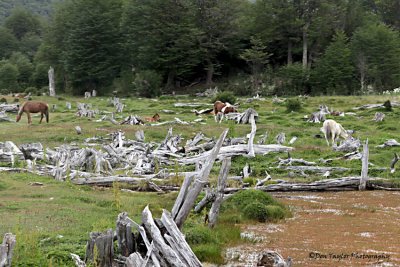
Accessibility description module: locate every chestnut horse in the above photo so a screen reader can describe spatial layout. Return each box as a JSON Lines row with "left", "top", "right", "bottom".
{"left": 213, "top": 101, "right": 237, "bottom": 122}
{"left": 144, "top": 113, "right": 160, "bottom": 122}
{"left": 16, "top": 101, "right": 49, "bottom": 124}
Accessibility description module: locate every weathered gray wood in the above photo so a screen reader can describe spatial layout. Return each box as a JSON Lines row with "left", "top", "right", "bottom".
{"left": 333, "top": 138, "right": 361, "bottom": 152}
{"left": 376, "top": 139, "right": 400, "bottom": 148}
{"left": 209, "top": 157, "right": 231, "bottom": 228}
{"left": 275, "top": 132, "right": 286, "bottom": 145}
{"left": 257, "top": 250, "right": 291, "bottom": 267}
{"left": 116, "top": 212, "right": 135, "bottom": 257}
{"left": 373, "top": 112, "right": 385, "bottom": 122}
{"left": 390, "top": 153, "right": 399, "bottom": 173}
{"left": 70, "top": 253, "right": 86, "bottom": 267}
{"left": 194, "top": 188, "right": 216, "bottom": 213}
{"left": 48, "top": 66, "right": 56, "bottom": 96}
{"left": 0, "top": 233, "right": 16, "bottom": 267}
{"left": 247, "top": 113, "right": 256, "bottom": 157}
{"left": 125, "top": 252, "right": 144, "bottom": 267}
{"left": 75, "top": 126, "right": 82, "bottom": 135}
{"left": 179, "top": 144, "right": 293, "bottom": 165}
{"left": 359, "top": 139, "right": 369, "bottom": 190}
{"left": 279, "top": 165, "right": 349, "bottom": 173}
{"left": 0, "top": 104, "right": 19, "bottom": 113}
{"left": 142, "top": 206, "right": 186, "bottom": 267}
{"left": 171, "top": 174, "right": 194, "bottom": 220}
{"left": 84, "top": 229, "right": 114, "bottom": 267}
{"left": 135, "top": 130, "right": 145, "bottom": 142}
{"left": 161, "top": 210, "right": 202, "bottom": 267}
{"left": 174, "top": 129, "right": 228, "bottom": 229}
{"left": 258, "top": 177, "right": 361, "bottom": 191}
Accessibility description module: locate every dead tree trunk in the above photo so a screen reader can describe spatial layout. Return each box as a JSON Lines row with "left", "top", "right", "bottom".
{"left": 174, "top": 129, "right": 228, "bottom": 229}
{"left": 359, "top": 139, "right": 369, "bottom": 190}
{"left": 116, "top": 212, "right": 135, "bottom": 257}
{"left": 209, "top": 157, "right": 231, "bottom": 228}
{"left": 0, "top": 233, "right": 16, "bottom": 267}
{"left": 248, "top": 114, "right": 256, "bottom": 157}
{"left": 48, "top": 66, "right": 55, "bottom": 97}
{"left": 84, "top": 229, "right": 114, "bottom": 267}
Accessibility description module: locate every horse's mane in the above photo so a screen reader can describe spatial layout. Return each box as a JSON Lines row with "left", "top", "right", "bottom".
{"left": 17, "top": 102, "right": 27, "bottom": 115}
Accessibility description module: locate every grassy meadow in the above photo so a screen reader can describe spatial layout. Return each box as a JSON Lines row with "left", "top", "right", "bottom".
{"left": 1, "top": 93, "right": 400, "bottom": 265}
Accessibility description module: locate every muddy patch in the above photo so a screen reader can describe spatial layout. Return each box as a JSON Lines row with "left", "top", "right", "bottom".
{"left": 224, "top": 191, "right": 400, "bottom": 266}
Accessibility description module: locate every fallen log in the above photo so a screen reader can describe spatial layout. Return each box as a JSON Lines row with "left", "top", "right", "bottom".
{"left": 373, "top": 112, "right": 385, "bottom": 122}
{"left": 258, "top": 177, "right": 362, "bottom": 191}
{"left": 376, "top": 139, "right": 400, "bottom": 148}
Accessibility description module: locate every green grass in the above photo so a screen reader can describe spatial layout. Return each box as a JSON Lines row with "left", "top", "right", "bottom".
{"left": 1, "top": 93, "right": 400, "bottom": 265}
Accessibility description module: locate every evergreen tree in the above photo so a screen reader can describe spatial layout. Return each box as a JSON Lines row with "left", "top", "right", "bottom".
{"left": 0, "top": 26, "right": 18, "bottom": 59}
{"left": 311, "top": 31, "right": 355, "bottom": 95}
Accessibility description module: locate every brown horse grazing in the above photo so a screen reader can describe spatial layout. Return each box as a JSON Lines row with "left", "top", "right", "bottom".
{"left": 213, "top": 101, "right": 237, "bottom": 122}
{"left": 144, "top": 113, "right": 160, "bottom": 122}
{"left": 16, "top": 101, "right": 49, "bottom": 124}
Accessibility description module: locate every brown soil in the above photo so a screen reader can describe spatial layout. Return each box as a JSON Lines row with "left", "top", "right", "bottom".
{"left": 225, "top": 191, "right": 400, "bottom": 267}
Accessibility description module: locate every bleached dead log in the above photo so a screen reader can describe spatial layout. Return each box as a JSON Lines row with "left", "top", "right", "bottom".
{"left": 238, "top": 108, "right": 259, "bottom": 124}
{"left": 70, "top": 253, "right": 86, "bottom": 267}
{"left": 179, "top": 144, "right": 293, "bottom": 165}
{"left": 161, "top": 210, "right": 202, "bottom": 267}
{"left": 307, "top": 111, "right": 326, "bottom": 123}
{"left": 272, "top": 96, "right": 285, "bottom": 103}
{"left": 174, "top": 129, "right": 228, "bottom": 229}
{"left": 135, "top": 130, "right": 145, "bottom": 142}
{"left": 208, "top": 157, "right": 231, "bottom": 228}
{"left": 142, "top": 206, "right": 186, "bottom": 267}
{"left": 115, "top": 103, "right": 124, "bottom": 113}
{"left": 275, "top": 133, "right": 286, "bottom": 145}
{"left": 75, "top": 126, "right": 82, "bottom": 135}
{"left": 258, "top": 132, "right": 268, "bottom": 144}
{"left": 120, "top": 115, "right": 144, "bottom": 125}
{"left": 66, "top": 102, "right": 72, "bottom": 110}
{"left": 376, "top": 139, "right": 400, "bottom": 148}
{"left": 171, "top": 174, "right": 194, "bottom": 219}
{"left": 0, "top": 111, "right": 13, "bottom": 122}
{"left": 84, "top": 229, "right": 114, "bottom": 267}
{"left": 48, "top": 66, "right": 56, "bottom": 97}
{"left": 289, "top": 136, "right": 297, "bottom": 145}
{"left": 72, "top": 176, "right": 155, "bottom": 186}
{"left": 194, "top": 188, "right": 216, "bottom": 213}
{"left": 258, "top": 177, "right": 362, "bottom": 191}
{"left": 242, "top": 163, "right": 251, "bottom": 178}
{"left": 84, "top": 91, "right": 91, "bottom": 98}
{"left": 125, "top": 253, "right": 144, "bottom": 267}
{"left": 174, "top": 102, "right": 212, "bottom": 108}
{"left": 247, "top": 113, "right": 256, "bottom": 157}
{"left": 256, "top": 171, "right": 272, "bottom": 187}
{"left": 76, "top": 103, "right": 98, "bottom": 118}
{"left": 359, "top": 140, "right": 369, "bottom": 190}
{"left": 390, "top": 153, "right": 399, "bottom": 173}
{"left": 277, "top": 155, "right": 316, "bottom": 167}
{"left": 0, "top": 233, "right": 16, "bottom": 267}
{"left": 193, "top": 108, "right": 213, "bottom": 115}
{"left": 92, "top": 90, "right": 97, "bottom": 97}
{"left": 373, "top": 112, "right": 385, "bottom": 122}
{"left": 0, "top": 104, "right": 19, "bottom": 113}
{"left": 116, "top": 212, "right": 135, "bottom": 257}
{"left": 333, "top": 138, "right": 361, "bottom": 152}
{"left": 0, "top": 141, "right": 24, "bottom": 164}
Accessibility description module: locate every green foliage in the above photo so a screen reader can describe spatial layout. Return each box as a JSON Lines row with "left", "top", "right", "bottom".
{"left": 285, "top": 98, "right": 302, "bottom": 112}
{"left": 212, "top": 91, "right": 236, "bottom": 104}
{"left": 243, "top": 202, "right": 268, "bottom": 222}
{"left": 226, "top": 189, "right": 278, "bottom": 209}
{"left": 275, "top": 63, "right": 309, "bottom": 96}
{"left": 0, "top": 97, "right": 6, "bottom": 103}
{"left": 0, "top": 60, "right": 19, "bottom": 90}
{"left": 132, "top": 69, "right": 162, "bottom": 98}
{"left": 265, "top": 205, "right": 288, "bottom": 221}
{"left": 0, "top": 26, "right": 18, "bottom": 59}
{"left": 4, "top": 7, "right": 42, "bottom": 40}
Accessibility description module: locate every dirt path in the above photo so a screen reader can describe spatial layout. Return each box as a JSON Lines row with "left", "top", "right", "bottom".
{"left": 225, "top": 191, "right": 400, "bottom": 266}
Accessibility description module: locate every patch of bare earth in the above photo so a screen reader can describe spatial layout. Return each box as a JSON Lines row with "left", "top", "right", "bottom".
{"left": 224, "top": 191, "right": 400, "bottom": 266}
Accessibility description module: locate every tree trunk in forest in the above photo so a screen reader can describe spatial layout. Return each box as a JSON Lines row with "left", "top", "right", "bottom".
{"left": 206, "top": 59, "right": 214, "bottom": 86}
{"left": 165, "top": 71, "right": 175, "bottom": 91}
{"left": 287, "top": 40, "right": 293, "bottom": 65}
{"left": 48, "top": 66, "right": 56, "bottom": 97}
{"left": 302, "top": 24, "right": 309, "bottom": 70}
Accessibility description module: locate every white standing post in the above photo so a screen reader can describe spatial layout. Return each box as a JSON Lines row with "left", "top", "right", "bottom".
{"left": 48, "top": 66, "right": 56, "bottom": 97}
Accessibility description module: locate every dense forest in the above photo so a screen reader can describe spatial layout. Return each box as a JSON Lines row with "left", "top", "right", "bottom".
{"left": 0, "top": 0, "right": 399, "bottom": 97}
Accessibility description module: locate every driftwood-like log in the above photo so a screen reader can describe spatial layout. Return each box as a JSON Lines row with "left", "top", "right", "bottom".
{"left": 280, "top": 165, "right": 350, "bottom": 174}
{"left": 142, "top": 206, "right": 186, "bottom": 267}
{"left": 258, "top": 177, "right": 361, "bottom": 191}
{"left": 390, "top": 153, "right": 399, "bottom": 173}
{"left": 376, "top": 139, "right": 400, "bottom": 148}
{"left": 275, "top": 133, "right": 286, "bottom": 145}
{"left": 84, "top": 229, "right": 114, "bottom": 267}
{"left": 373, "top": 112, "right": 385, "bottom": 122}
{"left": 161, "top": 210, "right": 202, "bottom": 267}
{"left": 0, "top": 233, "right": 16, "bottom": 267}
{"left": 70, "top": 253, "right": 86, "bottom": 267}
{"left": 359, "top": 140, "right": 369, "bottom": 190}
{"left": 171, "top": 175, "right": 194, "bottom": 219}
{"left": 125, "top": 253, "right": 144, "bottom": 267}
{"left": 174, "top": 129, "right": 228, "bottom": 229}
{"left": 0, "top": 104, "right": 19, "bottom": 113}
{"left": 247, "top": 113, "right": 256, "bottom": 157}
{"left": 0, "top": 111, "right": 13, "bottom": 122}
{"left": 333, "top": 138, "right": 361, "bottom": 152}
{"left": 75, "top": 126, "right": 82, "bottom": 135}
{"left": 116, "top": 212, "right": 135, "bottom": 257}
{"left": 194, "top": 188, "right": 216, "bottom": 213}
{"left": 209, "top": 157, "right": 231, "bottom": 228}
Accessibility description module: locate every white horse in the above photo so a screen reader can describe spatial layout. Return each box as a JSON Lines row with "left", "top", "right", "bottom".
{"left": 320, "top": 119, "right": 349, "bottom": 146}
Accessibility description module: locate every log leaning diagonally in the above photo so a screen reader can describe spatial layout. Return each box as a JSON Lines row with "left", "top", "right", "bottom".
{"left": 174, "top": 129, "right": 228, "bottom": 229}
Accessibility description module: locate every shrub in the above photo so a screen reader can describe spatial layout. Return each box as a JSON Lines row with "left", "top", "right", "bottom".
{"left": 185, "top": 225, "right": 217, "bottom": 245}
{"left": 192, "top": 244, "right": 223, "bottom": 264}
{"left": 243, "top": 202, "right": 268, "bottom": 222}
{"left": 212, "top": 91, "right": 236, "bottom": 104}
{"left": 13, "top": 98, "right": 19, "bottom": 102}
{"left": 265, "top": 205, "right": 287, "bottom": 221}
{"left": 0, "top": 89, "right": 10, "bottom": 95}
{"left": 383, "top": 100, "right": 392, "bottom": 111}
{"left": 286, "top": 98, "right": 302, "bottom": 112}
{"left": 0, "top": 97, "right": 7, "bottom": 103}
{"left": 24, "top": 87, "right": 37, "bottom": 94}
{"left": 225, "top": 189, "right": 278, "bottom": 210}
{"left": 132, "top": 70, "right": 162, "bottom": 98}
